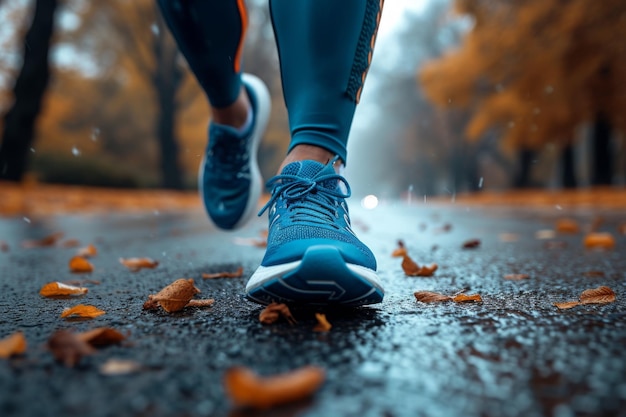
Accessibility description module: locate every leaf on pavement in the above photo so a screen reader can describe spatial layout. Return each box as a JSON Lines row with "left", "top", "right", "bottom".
{"left": 119, "top": 257, "right": 159, "bottom": 272}
{"left": 579, "top": 286, "right": 616, "bottom": 305}
{"left": 0, "top": 240, "right": 10, "bottom": 252}
{"left": 400, "top": 253, "right": 437, "bottom": 277}
{"left": 504, "top": 274, "right": 530, "bottom": 281}
{"left": 391, "top": 240, "right": 407, "bottom": 257}
{"left": 186, "top": 299, "right": 215, "bottom": 308}
{"left": 452, "top": 293, "right": 483, "bottom": 303}
{"left": 583, "top": 233, "right": 615, "bottom": 249}
{"left": 259, "top": 303, "right": 297, "bottom": 325}
{"left": 0, "top": 331, "right": 27, "bottom": 358}
{"left": 61, "top": 304, "right": 106, "bottom": 319}
{"left": 69, "top": 256, "right": 94, "bottom": 273}
{"left": 77, "top": 327, "right": 126, "bottom": 347}
{"left": 582, "top": 270, "right": 605, "bottom": 278}
{"left": 224, "top": 366, "right": 325, "bottom": 410}
{"left": 48, "top": 329, "right": 95, "bottom": 367}
{"left": 462, "top": 239, "right": 481, "bottom": 249}
{"left": 100, "top": 358, "right": 142, "bottom": 376}
{"left": 414, "top": 291, "right": 452, "bottom": 303}
{"left": 313, "top": 313, "right": 332, "bottom": 332}
{"left": 554, "top": 286, "right": 616, "bottom": 310}
{"left": 22, "top": 232, "right": 64, "bottom": 248}
{"left": 40, "top": 282, "right": 88, "bottom": 297}
{"left": 555, "top": 218, "right": 579, "bottom": 234}
{"left": 76, "top": 244, "right": 97, "bottom": 258}
{"left": 202, "top": 266, "right": 243, "bottom": 279}
{"left": 143, "top": 278, "right": 201, "bottom": 313}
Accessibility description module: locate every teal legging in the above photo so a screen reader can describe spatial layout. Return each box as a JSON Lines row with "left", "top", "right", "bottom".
{"left": 157, "top": 0, "right": 384, "bottom": 164}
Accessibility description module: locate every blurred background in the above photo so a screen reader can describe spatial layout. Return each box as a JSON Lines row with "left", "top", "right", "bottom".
{"left": 0, "top": 0, "right": 624, "bottom": 198}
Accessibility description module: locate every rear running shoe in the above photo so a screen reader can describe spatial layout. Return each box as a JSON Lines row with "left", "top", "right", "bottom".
{"left": 246, "top": 157, "right": 384, "bottom": 306}
{"left": 199, "top": 73, "right": 270, "bottom": 230}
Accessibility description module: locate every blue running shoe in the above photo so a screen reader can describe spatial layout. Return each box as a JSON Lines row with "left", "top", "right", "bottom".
{"left": 199, "top": 74, "right": 270, "bottom": 230}
{"left": 246, "top": 157, "right": 384, "bottom": 306}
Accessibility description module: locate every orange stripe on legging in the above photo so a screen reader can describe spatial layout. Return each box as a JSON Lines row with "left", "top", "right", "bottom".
{"left": 356, "top": 0, "right": 385, "bottom": 102}
{"left": 234, "top": 0, "right": 248, "bottom": 73}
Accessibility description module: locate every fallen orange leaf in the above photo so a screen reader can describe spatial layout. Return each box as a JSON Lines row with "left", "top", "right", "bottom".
{"left": 77, "top": 327, "right": 126, "bottom": 347}
{"left": 313, "top": 313, "right": 332, "bottom": 332}
{"left": 452, "top": 293, "right": 483, "bottom": 303}
{"left": 48, "top": 329, "right": 95, "bottom": 367}
{"left": 259, "top": 303, "right": 297, "bottom": 325}
{"left": 76, "top": 244, "right": 97, "bottom": 258}
{"left": 400, "top": 253, "right": 437, "bottom": 277}
{"left": 69, "top": 256, "right": 94, "bottom": 273}
{"left": 185, "top": 299, "right": 215, "bottom": 308}
{"left": 391, "top": 240, "right": 407, "bottom": 257}
{"left": 582, "top": 270, "right": 605, "bottom": 278}
{"left": 22, "top": 232, "right": 64, "bottom": 248}
{"left": 554, "top": 286, "right": 616, "bottom": 310}
{"left": 504, "top": 274, "right": 530, "bottom": 281}
{"left": 413, "top": 291, "right": 452, "bottom": 303}
{"left": 202, "top": 266, "right": 244, "bottom": 279}
{"left": 579, "top": 286, "right": 616, "bottom": 305}
{"left": 60, "top": 304, "right": 106, "bottom": 319}
{"left": 584, "top": 233, "right": 615, "bottom": 249}
{"left": 143, "top": 278, "right": 201, "bottom": 313}
{"left": 0, "top": 331, "right": 27, "bottom": 358}
{"left": 555, "top": 218, "right": 579, "bottom": 234}
{"left": 224, "top": 366, "right": 325, "bottom": 410}
{"left": 40, "top": 282, "right": 88, "bottom": 297}
{"left": 119, "top": 257, "right": 159, "bottom": 272}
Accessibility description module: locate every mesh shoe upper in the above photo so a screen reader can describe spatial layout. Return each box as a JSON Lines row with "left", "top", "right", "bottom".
{"left": 259, "top": 158, "right": 377, "bottom": 270}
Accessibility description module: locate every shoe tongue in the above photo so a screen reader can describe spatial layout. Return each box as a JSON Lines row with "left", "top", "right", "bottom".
{"left": 280, "top": 160, "right": 337, "bottom": 189}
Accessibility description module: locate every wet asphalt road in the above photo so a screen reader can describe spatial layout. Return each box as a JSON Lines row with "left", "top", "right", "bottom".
{"left": 0, "top": 201, "right": 625, "bottom": 417}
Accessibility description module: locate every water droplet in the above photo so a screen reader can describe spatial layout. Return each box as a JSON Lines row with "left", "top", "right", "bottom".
{"left": 555, "top": 205, "right": 562, "bottom": 210}
{"left": 72, "top": 146, "right": 81, "bottom": 156}
{"left": 91, "top": 127, "right": 100, "bottom": 141}
{"left": 30, "top": 147, "right": 35, "bottom": 153}
{"left": 23, "top": 217, "right": 31, "bottom": 223}
{"left": 153, "top": 210, "right": 160, "bottom": 216}
{"left": 478, "top": 177, "right": 484, "bottom": 188}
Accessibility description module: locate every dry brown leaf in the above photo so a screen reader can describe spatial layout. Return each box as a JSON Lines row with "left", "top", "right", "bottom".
{"left": 40, "top": 282, "right": 88, "bottom": 297}
{"left": 462, "top": 239, "right": 481, "bottom": 249}
{"left": 555, "top": 218, "right": 580, "bottom": 234}
{"left": 582, "top": 270, "right": 605, "bottom": 278}
{"left": 313, "top": 313, "right": 332, "bottom": 332}
{"left": 77, "top": 327, "right": 126, "bottom": 347}
{"left": 144, "top": 278, "right": 201, "bottom": 313}
{"left": 259, "top": 303, "right": 297, "bottom": 325}
{"left": 0, "top": 332, "right": 27, "bottom": 358}
{"left": 579, "top": 286, "right": 616, "bottom": 305}
{"left": 414, "top": 291, "right": 452, "bottom": 303}
{"left": 60, "top": 304, "right": 106, "bottom": 319}
{"left": 224, "top": 366, "right": 325, "bottom": 410}
{"left": 185, "top": 299, "right": 215, "bottom": 308}
{"left": 202, "top": 266, "right": 243, "bottom": 280}
{"left": 391, "top": 240, "right": 407, "bottom": 257}
{"left": 22, "top": 232, "right": 64, "bottom": 248}
{"left": 119, "top": 257, "right": 159, "bottom": 272}
{"left": 400, "top": 252, "right": 437, "bottom": 277}
{"left": 0, "top": 240, "right": 10, "bottom": 252}
{"left": 100, "top": 358, "right": 142, "bottom": 376}
{"left": 584, "top": 233, "right": 615, "bottom": 249}
{"left": 69, "top": 256, "right": 94, "bottom": 273}
{"left": 554, "top": 301, "right": 581, "bottom": 310}
{"left": 76, "top": 244, "right": 97, "bottom": 258}
{"left": 504, "top": 274, "right": 530, "bottom": 281}
{"left": 452, "top": 293, "right": 483, "bottom": 303}
{"left": 48, "top": 329, "right": 95, "bottom": 367}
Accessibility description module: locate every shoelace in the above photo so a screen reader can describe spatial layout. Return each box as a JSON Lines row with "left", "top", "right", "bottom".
{"left": 258, "top": 171, "right": 351, "bottom": 227}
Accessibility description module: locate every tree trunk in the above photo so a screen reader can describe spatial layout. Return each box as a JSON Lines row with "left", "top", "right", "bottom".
{"left": 514, "top": 149, "right": 534, "bottom": 188}
{"left": 0, "top": 0, "right": 57, "bottom": 181}
{"left": 591, "top": 115, "right": 612, "bottom": 185}
{"left": 560, "top": 144, "right": 577, "bottom": 188}
{"left": 153, "top": 13, "right": 183, "bottom": 190}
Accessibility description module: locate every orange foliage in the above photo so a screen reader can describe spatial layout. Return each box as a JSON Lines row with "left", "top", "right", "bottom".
{"left": 420, "top": 0, "right": 626, "bottom": 149}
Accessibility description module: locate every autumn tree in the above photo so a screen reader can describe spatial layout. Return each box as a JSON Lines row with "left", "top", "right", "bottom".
{"left": 420, "top": 0, "right": 626, "bottom": 187}
{"left": 0, "top": 0, "right": 58, "bottom": 181}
